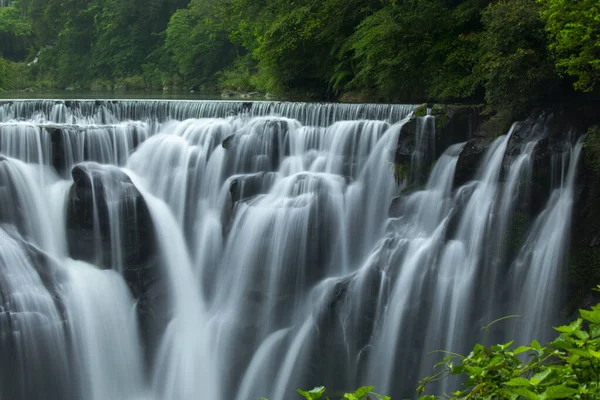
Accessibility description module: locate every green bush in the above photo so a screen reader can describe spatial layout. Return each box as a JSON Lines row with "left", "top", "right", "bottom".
{"left": 474, "top": 0, "right": 556, "bottom": 115}
{"left": 0, "top": 55, "right": 15, "bottom": 90}
{"left": 417, "top": 286, "right": 600, "bottom": 399}
{"left": 540, "top": 0, "right": 600, "bottom": 92}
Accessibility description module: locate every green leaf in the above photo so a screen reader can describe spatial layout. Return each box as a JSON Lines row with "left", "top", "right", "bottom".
{"left": 543, "top": 385, "right": 578, "bottom": 399}
{"left": 575, "top": 329, "right": 590, "bottom": 340}
{"left": 580, "top": 308, "right": 600, "bottom": 324}
{"left": 511, "top": 387, "right": 542, "bottom": 400}
{"left": 514, "top": 345, "right": 531, "bottom": 355}
{"left": 554, "top": 325, "right": 574, "bottom": 334}
{"left": 530, "top": 368, "right": 552, "bottom": 385}
{"left": 554, "top": 319, "right": 582, "bottom": 335}
{"left": 589, "top": 349, "right": 600, "bottom": 359}
{"left": 504, "top": 377, "right": 532, "bottom": 387}
{"left": 350, "top": 386, "right": 374, "bottom": 399}
{"left": 551, "top": 339, "right": 574, "bottom": 350}
{"left": 297, "top": 387, "right": 326, "bottom": 400}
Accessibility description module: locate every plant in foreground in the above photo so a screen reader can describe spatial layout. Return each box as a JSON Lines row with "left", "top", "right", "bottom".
{"left": 417, "top": 286, "right": 600, "bottom": 399}
{"left": 292, "top": 287, "right": 600, "bottom": 399}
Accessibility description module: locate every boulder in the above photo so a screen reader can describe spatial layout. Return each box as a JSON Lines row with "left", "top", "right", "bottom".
{"left": 0, "top": 227, "right": 73, "bottom": 400}
{"left": 66, "top": 162, "right": 167, "bottom": 364}
{"left": 66, "top": 162, "right": 158, "bottom": 293}
{"left": 395, "top": 104, "right": 484, "bottom": 187}
{"left": 430, "top": 104, "right": 484, "bottom": 159}
{"left": 453, "top": 136, "right": 495, "bottom": 188}
{"left": 222, "top": 119, "right": 291, "bottom": 174}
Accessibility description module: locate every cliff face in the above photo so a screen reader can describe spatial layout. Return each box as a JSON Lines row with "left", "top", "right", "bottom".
{"left": 395, "top": 104, "right": 600, "bottom": 311}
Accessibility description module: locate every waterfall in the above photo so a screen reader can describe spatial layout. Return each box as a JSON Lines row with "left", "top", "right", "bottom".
{"left": 0, "top": 100, "right": 583, "bottom": 400}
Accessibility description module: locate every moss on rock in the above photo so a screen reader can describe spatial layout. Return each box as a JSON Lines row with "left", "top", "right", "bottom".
{"left": 413, "top": 103, "right": 428, "bottom": 117}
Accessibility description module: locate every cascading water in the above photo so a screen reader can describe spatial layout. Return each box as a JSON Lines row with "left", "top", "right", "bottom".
{"left": 0, "top": 100, "right": 583, "bottom": 399}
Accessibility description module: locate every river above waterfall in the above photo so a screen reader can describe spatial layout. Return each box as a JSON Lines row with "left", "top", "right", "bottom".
{"left": 0, "top": 99, "right": 581, "bottom": 400}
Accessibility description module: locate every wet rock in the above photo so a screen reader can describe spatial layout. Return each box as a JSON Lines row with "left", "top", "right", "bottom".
{"left": 221, "top": 119, "right": 291, "bottom": 173}
{"left": 395, "top": 104, "right": 482, "bottom": 186}
{"left": 394, "top": 118, "right": 417, "bottom": 179}
{"left": 66, "top": 162, "right": 159, "bottom": 296}
{"left": 0, "top": 226, "right": 68, "bottom": 316}
{"left": 453, "top": 136, "right": 495, "bottom": 188}
{"left": 569, "top": 127, "right": 600, "bottom": 312}
{"left": 0, "top": 228, "right": 74, "bottom": 400}
{"left": 66, "top": 162, "right": 166, "bottom": 364}
{"left": 221, "top": 172, "right": 278, "bottom": 237}
{"left": 240, "top": 92, "right": 261, "bottom": 98}
{"left": 229, "top": 172, "right": 278, "bottom": 204}
{"left": 430, "top": 104, "right": 484, "bottom": 159}
{"left": 307, "top": 258, "right": 390, "bottom": 394}
{"left": 503, "top": 112, "right": 578, "bottom": 215}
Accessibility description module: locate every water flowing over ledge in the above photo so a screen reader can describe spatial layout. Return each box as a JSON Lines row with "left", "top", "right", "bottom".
{"left": 0, "top": 100, "right": 582, "bottom": 400}
{"left": 0, "top": 100, "right": 416, "bottom": 126}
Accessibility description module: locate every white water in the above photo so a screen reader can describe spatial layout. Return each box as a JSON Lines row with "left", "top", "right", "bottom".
{"left": 0, "top": 100, "right": 583, "bottom": 399}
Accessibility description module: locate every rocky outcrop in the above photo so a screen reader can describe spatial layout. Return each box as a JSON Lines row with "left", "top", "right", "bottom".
{"left": 222, "top": 119, "right": 291, "bottom": 174}
{"left": 430, "top": 104, "right": 484, "bottom": 159}
{"left": 395, "top": 104, "right": 484, "bottom": 187}
{"left": 392, "top": 104, "right": 600, "bottom": 310}
{"left": 453, "top": 136, "right": 495, "bottom": 188}
{"left": 570, "top": 126, "right": 600, "bottom": 310}
{"left": 0, "top": 227, "right": 74, "bottom": 400}
{"left": 65, "top": 162, "right": 166, "bottom": 357}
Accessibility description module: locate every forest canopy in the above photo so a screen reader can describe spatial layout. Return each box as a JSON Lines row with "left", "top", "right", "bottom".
{"left": 0, "top": 0, "right": 598, "bottom": 112}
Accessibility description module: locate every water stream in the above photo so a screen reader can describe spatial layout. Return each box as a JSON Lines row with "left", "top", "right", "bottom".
{"left": 0, "top": 100, "right": 582, "bottom": 399}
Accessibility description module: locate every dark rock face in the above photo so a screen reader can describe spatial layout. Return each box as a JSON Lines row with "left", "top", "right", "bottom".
{"left": 0, "top": 227, "right": 74, "bottom": 400}
{"left": 453, "top": 136, "right": 495, "bottom": 188}
{"left": 67, "top": 163, "right": 155, "bottom": 272}
{"left": 222, "top": 119, "right": 291, "bottom": 174}
{"left": 65, "top": 162, "right": 165, "bottom": 361}
{"left": 394, "top": 118, "right": 417, "bottom": 184}
{"left": 0, "top": 156, "right": 27, "bottom": 233}
{"left": 229, "top": 172, "right": 278, "bottom": 204}
{"left": 570, "top": 128, "right": 600, "bottom": 311}
{"left": 502, "top": 113, "right": 575, "bottom": 216}
{"left": 431, "top": 104, "right": 484, "bottom": 159}
{"left": 395, "top": 105, "right": 484, "bottom": 187}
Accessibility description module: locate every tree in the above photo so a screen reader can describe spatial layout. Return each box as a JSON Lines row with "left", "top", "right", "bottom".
{"left": 0, "top": 1, "right": 32, "bottom": 60}
{"left": 0, "top": 54, "right": 14, "bottom": 90}
{"left": 540, "top": 0, "right": 600, "bottom": 92}
{"left": 474, "top": 0, "right": 557, "bottom": 114}
{"left": 159, "top": 0, "right": 237, "bottom": 88}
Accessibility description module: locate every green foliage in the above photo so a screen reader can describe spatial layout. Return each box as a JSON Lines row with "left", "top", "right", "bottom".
{"left": 0, "top": 55, "right": 14, "bottom": 90}
{"left": 413, "top": 104, "right": 429, "bottom": 118}
{"left": 0, "top": 2, "right": 32, "bottom": 60}
{"left": 417, "top": 290, "right": 600, "bottom": 399}
{"left": 297, "top": 386, "right": 327, "bottom": 400}
{"left": 296, "top": 386, "right": 389, "bottom": 400}
{"left": 1, "top": 0, "right": 598, "bottom": 104}
{"left": 159, "top": 0, "right": 238, "bottom": 89}
{"left": 540, "top": 0, "right": 600, "bottom": 92}
{"left": 217, "top": 54, "right": 260, "bottom": 92}
{"left": 344, "top": 0, "right": 484, "bottom": 101}
{"left": 474, "top": 0, "right": 556, "bottom": 115}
